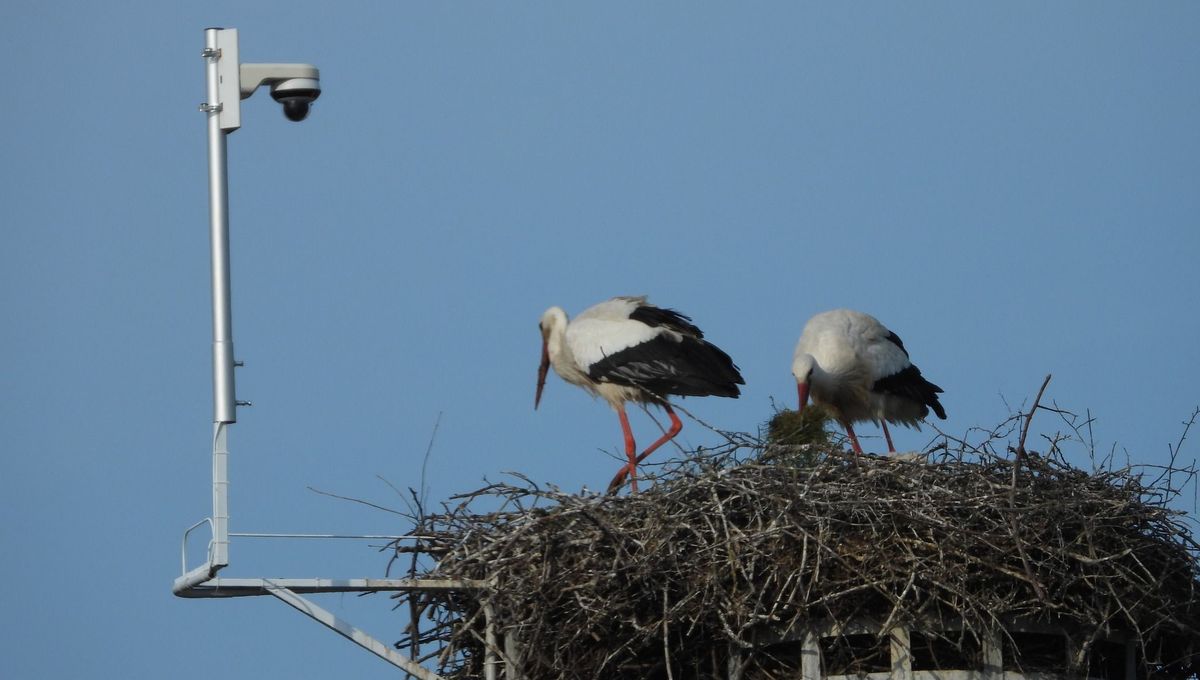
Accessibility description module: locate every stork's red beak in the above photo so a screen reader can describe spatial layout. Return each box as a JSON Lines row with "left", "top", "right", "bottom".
{"left": 797, "top": 382, "right": 810, "bottom": 413}
{"left": 535, "top": 339, "right": 550, "bottom": 409}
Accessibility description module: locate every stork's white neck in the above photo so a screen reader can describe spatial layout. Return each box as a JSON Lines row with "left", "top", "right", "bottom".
{"left": 541, "top": 306, "right": 589, "bottom": 389}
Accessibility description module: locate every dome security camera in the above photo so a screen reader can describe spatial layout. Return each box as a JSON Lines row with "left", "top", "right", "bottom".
{"left": 236, "top": 62, "right": 322, "bottom": 125}
{"left": 270, "top": 77, "right": 321, "bottom": 122}
{"left": 203, "top": 29, "right": 322, "bottom": 131}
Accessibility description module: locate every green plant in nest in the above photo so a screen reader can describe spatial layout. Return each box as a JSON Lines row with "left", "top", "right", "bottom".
{"left": 762, "top": 404, "right": 833, "bottom": 465}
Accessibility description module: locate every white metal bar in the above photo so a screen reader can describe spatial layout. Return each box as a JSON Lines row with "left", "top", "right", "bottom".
{"left": 504, "top": 629, "right": 523, "bottom": 680}
{"left": 801, "top": 630, "right": 821, "bottom": 680}
{"left": 727, "top": 644, "right": 744, "bottom": 680}
{"left": 229, "top": 532, "right": 426, "bottom": 540}
{"left": 177, "top": 577, "right": 488, "bottom": 598}
{"left": 264, "top": 583, "right": 444, "bottom": 680}
{"left": 210, "top": 422, "right": 230, "bottom": 569}
{"left": 890, "top": 626, "right": 913, "bottom": 680}
{"left": 982, "top": 629, "right": 1003, "bottom": 680}
{"left": 180, "top": 517, "right": 214, "bottom": 575}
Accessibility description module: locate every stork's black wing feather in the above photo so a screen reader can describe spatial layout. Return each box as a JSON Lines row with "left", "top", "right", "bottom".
{"left": 588, "top": 334, "right": 744, "bottom": 398}
{"left": 628, "top": 305, "right": 705, "bottom": 338}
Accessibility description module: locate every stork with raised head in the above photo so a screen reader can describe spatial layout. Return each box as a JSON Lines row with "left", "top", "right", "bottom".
{"left": 536, "top": 296, "right": 744, "bottom": 493}
{"left": 791, "top": 309, "right": 946, "bottom": 454}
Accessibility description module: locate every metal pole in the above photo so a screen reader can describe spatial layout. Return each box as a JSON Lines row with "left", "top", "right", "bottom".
{"left": 203, "top": 27, "right": 235, "bottom": 574}
{"left": 204, "top": 27, "right": 238, "bottom": 426}
{"left": 483, "top": 602, "right": 498, "bottom": 680}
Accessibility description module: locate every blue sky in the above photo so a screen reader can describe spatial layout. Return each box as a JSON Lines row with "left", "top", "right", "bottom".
{"left": 3, "top": 3, "right": 1198, "bottom": 678}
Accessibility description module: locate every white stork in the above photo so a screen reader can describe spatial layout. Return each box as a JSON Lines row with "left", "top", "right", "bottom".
{"left": 536, "top": 296, "right": 744, "bottom": 493}
{"left": 791, "top": 309, "right": 946, "bottom": 454}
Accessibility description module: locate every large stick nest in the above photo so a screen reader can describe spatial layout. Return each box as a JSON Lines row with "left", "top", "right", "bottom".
{"left": 397, "top": 426, "right": 1200, "bottom": 679}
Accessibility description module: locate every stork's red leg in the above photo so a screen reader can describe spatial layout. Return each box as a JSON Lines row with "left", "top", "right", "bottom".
{"left": 634, "top": 403, "right": 683, "bottom": 467}
{"left": 611, "top": 405, "right": 639, "bottom": 493}
{"left": 842, "top": 420, "right": 864, "bottom": 454}
{"left": 881, "top": 421, "right": 896, "bottom": 453}
{"left": 608, "top": 403, "right": 682, "bottom": 493}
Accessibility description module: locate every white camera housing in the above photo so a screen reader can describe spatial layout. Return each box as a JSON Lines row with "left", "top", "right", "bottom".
{"left": 208, "top": 28, "right": 321, "bottom": 130}
{"left": 242, "top": 67, "right": 321, "bottom": 122}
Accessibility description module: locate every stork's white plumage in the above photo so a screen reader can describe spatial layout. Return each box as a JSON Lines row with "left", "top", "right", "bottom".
{"left": 536, "top": 296, "right": 744, "bottom": 492}
{"left": 791, "top": 309, "right": 946, "bottom": 454}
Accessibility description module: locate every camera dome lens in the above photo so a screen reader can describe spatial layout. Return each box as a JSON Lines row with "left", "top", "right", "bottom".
{"left": 270, "top": 84, "right": 320, "bottom": 122}
{"left": 281, "top": 98, "right": 311, "bottom": 122}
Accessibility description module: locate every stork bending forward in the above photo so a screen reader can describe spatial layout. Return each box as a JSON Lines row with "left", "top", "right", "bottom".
{"left": 792, "top": 309, "right": 946, "bottom": 454}
{"left": 536, "top": 296, "right": 744, "bottom": 493}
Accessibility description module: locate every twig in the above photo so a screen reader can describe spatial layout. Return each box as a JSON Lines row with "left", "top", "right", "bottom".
{"left": 1169, "top": 406, "right": 1199, "bottom": 460}
{"left": 1017, "top": 373, "right": 1053, "bottom": 459}
{"left": 662, "top": 587, "right": 674, "bottom": 680}
{"left": 420, "top": 411, "right": 442, "bottom": 508}
{"left": 306, "top": 485, "right": 406, "bottom": 515}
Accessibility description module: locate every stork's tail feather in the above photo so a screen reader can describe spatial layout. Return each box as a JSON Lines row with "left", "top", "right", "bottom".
{"left": 874, "top": 364, "right": 946, "bottom": 420}
{"left": 928, "top": 392, "right": 947, "bottom": 420}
